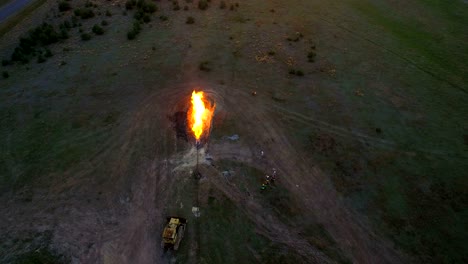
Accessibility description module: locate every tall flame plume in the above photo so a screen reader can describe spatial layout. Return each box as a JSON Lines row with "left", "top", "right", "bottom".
{"left": 189, "top": 90, "right": 214, "bottom": 140}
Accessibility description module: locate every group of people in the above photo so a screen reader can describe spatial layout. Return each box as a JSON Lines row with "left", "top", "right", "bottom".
{"left": 261, "top": 168, "right": 277, "bottom": 190}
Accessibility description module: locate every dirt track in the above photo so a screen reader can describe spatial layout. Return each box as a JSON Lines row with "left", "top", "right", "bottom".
{"left": 1, "top": 0, "right": 466, "bottom": 263}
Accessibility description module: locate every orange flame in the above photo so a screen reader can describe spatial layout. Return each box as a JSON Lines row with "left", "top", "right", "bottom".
{"left": 189, "top": 90, "right": 214, "bottom": 140}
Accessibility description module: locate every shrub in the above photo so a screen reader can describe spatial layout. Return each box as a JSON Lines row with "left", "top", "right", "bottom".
{"left": 44, "top": 49, "right": 53, "bottom": 57}
{"left": 62, "top": 20, "right": 71, "bottom": 29}
{"left": 184, "top": 5, "right": 188, "bottom": 10}
{"left": 2, "top": 59, "right": 10, "bottom": 66}
{"left": 143, "top": 2, "right": 157, "bottom": 13}
{"left": 37, "top": 55, "right": 46, "bottom": 63}
{"left": 134, "top": 10, "right": 144, "bottom": 20}
{"left": 198, "top": 0, "right": 208, "bottom": 10}
{"left": 9, "top": 23, "right": 67, "bottom": 64}
{"left": 58, "top": 1, "right": 71, "bottom": 12}
{"left": 92, "top": 24, "right": 104, "bottom": 35}
{"left": 160, "top": 15, "right": 168, "bottom": 21}
{"left": 199, "top": 61, "right": 211, "bottom": 72}
{"left": 81, "top": 33, "right": 91, "bottom": 41}
{"left": 143, "top": 14, "right": 151, "bottom": 23}
{"left": 186, "top": 16, "right": 194, "bottom": 24}
{"left": 307, "top": 51, "right": 316, "bottom": 62}
{"left": 59, "top": 29, "right": 69, "bottom": 39}
{"left": 288, "top": 69, "right": 304, "bottom": 76}
{"left": 74, "top": 8, "right": 94, "bottom": 19}
{"left": 2, "top": 71, "right": 9, "bottom": 79}
{"left": 220, "top": 1, "right": 226, "bottom": 9}
{"left": 127, "top": 21, "right": 141, "bottom": 40}
{"left": 105, "top": 10, "right": 112, "bottom": 17}
{"left": 126, "top": 0, "right": 135, "bottom": 9}
{"left": 127, "top": 31, "right": 137, "bottom": 40}
{"left": 101, "top": 20, "right": 108, "bottom": 26}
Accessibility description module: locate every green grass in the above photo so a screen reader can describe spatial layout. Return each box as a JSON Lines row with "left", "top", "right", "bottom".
{"left": 214, "top": 160, "right": 351, "bottom": 263}
{"left": 0, "top": 107, "right": 113, "bottom": 189}
{"left": 349, "top": 0, "right": 468, "bottom": 90}
{"left": 294, "top": 125, "right": 468, "bottom": 263}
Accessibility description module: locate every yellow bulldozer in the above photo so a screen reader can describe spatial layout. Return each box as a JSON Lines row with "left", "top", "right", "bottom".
{"left": 161, "top": 217, "right": 187, "bottom": 250}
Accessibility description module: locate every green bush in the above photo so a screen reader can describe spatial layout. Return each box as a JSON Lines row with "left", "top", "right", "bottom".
{"left": 127, "top": 31, "right": 136, "bottom": 40}
{"left": 81, "top": 33, "right": 91, "bottom": 41}
{"left": 307, "top": 51, "right": 316, "bottom": 62}
{"left": 44, "top": 49, "right": 53, "bottom": 57}
{"left": 85, "top": 1, "right": 97, "bottom": 8}
{"left": 173, "top": 2, "right": 181, "bottom": 11}
{"left": 59, "top": 29, "right": 69, "bottom": 39}
{"left": 160, "top": 15, "right": 168, "bottom": 21}
{"left": 37, "top": 55, "right": 46, "bottom": 63}
{"left": 127, "top": 21, "right": 141, "bottom": 40}
{"left": 186, "top": 16, "right": 195, "bottom": 24}
{"left": 220, "top": 1, "right": 226, "bottom": 9}
{"left": 74, "top": 8, "right": 94, "bottom": 19}
{"left": 2, "top": 59, "right": 10, "bottom": 66}
{"left": 198, "top": 0, "right": 208, "bottom": 10}
{"left": 101, "top": 20, "right": 108, "bottom": 26}
{"left": 105, "top": 10, "right": 112, "bottom": 17}
{"left": 58, "top": 1, "right": 71, "bottom": 12}
{"left": 92, "top": 24, "right": 104, "bottom": 35}
{"left": 143, "top": 14, "right": 151, "bottom": 23}
{"left": 199, "top": 61, "right": 211, "bottom": 72}
{"left": 134, "top": 10, "right": 144, "bottom": 20}
{"left": 143, "top": 2, "right": 157, "bottom": 13}
{"left": 2, "top": 71, "right": 9, "bottom": 79}
{"left": 10, "top": 23, "right": 67, "bottom": 64}
{"left": 126, "top": 0, "right": 136, "bottom": 10}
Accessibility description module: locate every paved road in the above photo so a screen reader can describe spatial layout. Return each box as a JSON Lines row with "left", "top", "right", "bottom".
{"left": 0, "top": 0, "right": 33, "bottom": 23}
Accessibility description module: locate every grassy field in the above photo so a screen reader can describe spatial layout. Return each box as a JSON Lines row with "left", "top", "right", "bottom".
{"left": 0, "top": 0, "right": 466, "bottom": 263}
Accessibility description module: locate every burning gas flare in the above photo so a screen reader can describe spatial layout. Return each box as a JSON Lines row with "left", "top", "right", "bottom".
{"left": 189, "top": 90, "right": 214, "bottom": 141}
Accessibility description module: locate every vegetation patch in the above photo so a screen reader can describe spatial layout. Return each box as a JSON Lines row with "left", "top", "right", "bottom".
{"left": 186, "top": 16, "right": 195, "bottom": 24}
{"left": 74, "top": 8, "right": 95, "bottom": 19}
{"left": 198, "top": 0, "right": 209, "bottom": 10}
{"left": 199, "top": 61, "right": 212, "bottom": 72}
{"left": 125, "top": 0, "right": 157, "bottom": 40}
{"left": 58, "top": 1, "right": 72, "bottom": 12}
{"left": 7, "top": 23, "right": 68, "bottom": 64}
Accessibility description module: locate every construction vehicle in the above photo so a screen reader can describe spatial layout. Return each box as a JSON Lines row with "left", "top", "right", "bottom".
{"left": 161, "top": 217, "right": 187, "bottom": 250}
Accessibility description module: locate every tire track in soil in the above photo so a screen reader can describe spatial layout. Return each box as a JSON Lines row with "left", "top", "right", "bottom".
{"left": 214, "top": 90, "right": 406, "bottom": 264}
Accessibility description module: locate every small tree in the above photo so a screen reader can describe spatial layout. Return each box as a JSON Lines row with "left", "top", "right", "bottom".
{"left": 198, "top": 0, "right": 208, "bottom": 10}
{"left": 220, "top": 1, "right": 226, "bottom": 9}
{"left": 81, "top": 33, "right": 91, "bottom": 41}
{"left": 44, "top": 49, "right": 53, "bottom": 57}
{"left": 92, "top": 24, "right": 104, "bottom": 35}
{"left": 186, "top": 16, "right": 195, "bottom": 24}
{"left": 58, "top": 1, "right": 72, "bottom": 12}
